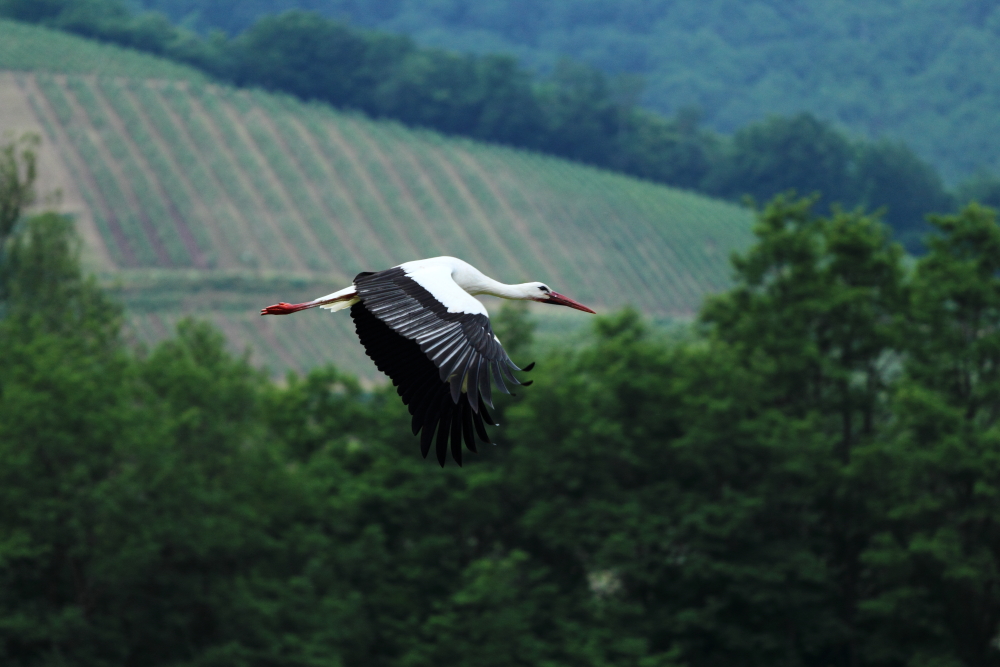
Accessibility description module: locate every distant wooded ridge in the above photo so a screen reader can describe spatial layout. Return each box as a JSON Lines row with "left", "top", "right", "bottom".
{"left": 3, "top": 0, "right": 1000, "bottom": 247}
{"left": 135, "top": 0, "right": 1000, "bottom": 184}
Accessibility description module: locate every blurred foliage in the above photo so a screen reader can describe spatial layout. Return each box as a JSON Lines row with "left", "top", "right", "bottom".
{"left": 0, "top": 133, "right": 37, "bottom": 245}
{"left": 706, "top": 114, "right": 858, "bottom": 209}
{"left": 1, "top": 0, "right": 986, "bottom": 246}
{"left": 491, "top": 300, "right": 534, "bottom": 362}
{"left": 5, "top": 124, "right": 1000, "bottom": 665}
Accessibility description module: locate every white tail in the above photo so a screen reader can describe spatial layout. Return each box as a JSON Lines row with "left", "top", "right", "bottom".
{"left": 260, "top": 284, "right": 358, "bottom": 316}
{"left": 319, "top": 286, "right": 359, "bottom": 312}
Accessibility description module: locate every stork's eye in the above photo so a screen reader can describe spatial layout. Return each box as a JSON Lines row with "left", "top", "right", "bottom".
{"left": 539, "top": 285, "right": 550, "bottom": 293}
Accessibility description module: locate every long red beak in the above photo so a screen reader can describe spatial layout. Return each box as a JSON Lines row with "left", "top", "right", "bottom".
{"left": 542, "top": 291, "right": 596, "bottom": 314}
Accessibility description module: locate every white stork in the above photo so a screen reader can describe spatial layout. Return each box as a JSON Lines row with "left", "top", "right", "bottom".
{"left": 261, "top": 256, "right": 595, "bottom": 466}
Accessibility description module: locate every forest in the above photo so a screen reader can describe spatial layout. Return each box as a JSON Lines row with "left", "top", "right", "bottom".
{"left": 3, "top": 109, "right": 1000, "bottom": 666}
{"left": 4, "top": 0, "right": 1000, "bottom": 248}
{"left": 127, "top": 0, "right": 1000, "bottom": 183}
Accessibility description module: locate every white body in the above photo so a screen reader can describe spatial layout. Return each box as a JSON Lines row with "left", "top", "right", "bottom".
{"left": 316, "top": 256, "right": 546, "bottom": 315}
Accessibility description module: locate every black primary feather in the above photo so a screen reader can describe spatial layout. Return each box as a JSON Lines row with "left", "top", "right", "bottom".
{"left": 349, "top": 268, "right": 532, "bottom": 466}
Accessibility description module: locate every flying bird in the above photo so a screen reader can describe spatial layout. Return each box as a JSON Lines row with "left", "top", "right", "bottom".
{"left": 261, "top": 256, "right": 595, "bottom": 466}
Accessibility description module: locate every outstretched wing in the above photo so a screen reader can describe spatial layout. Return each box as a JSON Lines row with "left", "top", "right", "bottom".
{"left": 350, "top": 267, "right": 532, "bottom": 466}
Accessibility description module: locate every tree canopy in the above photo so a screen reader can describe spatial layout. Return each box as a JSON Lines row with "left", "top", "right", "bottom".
{"left": 3, "top": 137, "right": 1000, "bottom": 666}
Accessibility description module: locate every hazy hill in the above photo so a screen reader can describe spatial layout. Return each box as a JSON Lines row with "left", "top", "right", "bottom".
{"left": 0, "top": 21, "right": 753, "bottom": 376}
{"left": 138, "top": 0, "right": 1000, "bottom": 182}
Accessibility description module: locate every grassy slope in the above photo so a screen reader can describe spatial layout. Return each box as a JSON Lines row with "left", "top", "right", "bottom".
{"left": 0, "top": 21, "right": 754, "bottom": 377}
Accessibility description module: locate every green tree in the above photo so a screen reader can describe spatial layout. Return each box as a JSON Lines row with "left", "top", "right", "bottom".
{"left": 0, "top": 213, "right": 138, "bottom": 665}
{"left": 702, "top": 196, "right": 905, "bottom": 459}
{"left": 860, "top": 204, "right": 1000, "bottom": 666}
{"left": 230, "top": 11, "right": 372, "bottom": 104}
{"left": 617, "top": 107, "right": 721, "bottom": 191}
{"left": 537, "top": 59, "right": 622, "bottom": 164}
{"left": 0, "top": 215, "right": 344, "bottom": 665}
{"left": 705, "top": 113, "right": 857, "bottom": 208}
{"left": 8, "top": 156, "right": 1000, "bottom": 666}
{"left": 854, "top": 140, "right": 953, "bottom": 248}
{"left": 497, "top": 199, "right": 908, "bottom": 667}
{"left": 402, "top": 550, "right": 600, "bottom": 667}
{"left": 695, "top": 196, "right": 906, "bottom": 665}
{"left": 0, "top": 133, "right": 38, "bottom": 247}
{"left": 491, "top": 300, "right": 535, "bottom": 361}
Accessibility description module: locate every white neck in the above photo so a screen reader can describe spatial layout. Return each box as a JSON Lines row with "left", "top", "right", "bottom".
{"left": 451, "top": 261, "right": 540, "bottom": 300}
{"left": 476, "top": 280, "right": 540, "bottom": 300}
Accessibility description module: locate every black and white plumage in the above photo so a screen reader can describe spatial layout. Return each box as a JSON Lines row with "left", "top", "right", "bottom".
{"left": 261, "top": 257, "right": 595, "bottom": 466}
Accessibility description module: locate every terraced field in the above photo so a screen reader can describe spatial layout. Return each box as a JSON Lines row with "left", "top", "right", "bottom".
{"left": 0, "top": 25, "right": 754, "bottom": 375}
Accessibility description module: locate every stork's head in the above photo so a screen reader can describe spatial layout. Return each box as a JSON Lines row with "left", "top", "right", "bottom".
{"left": 525, "top": 282, "right": 596, "bottom": 313}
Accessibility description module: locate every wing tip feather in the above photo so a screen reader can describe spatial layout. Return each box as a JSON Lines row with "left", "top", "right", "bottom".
{"left": 351, "top": 272, "right": 543, "bottom": 468}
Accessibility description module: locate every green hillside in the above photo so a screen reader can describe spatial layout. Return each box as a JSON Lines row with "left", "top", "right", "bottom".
{"left": 141, "top": 0, "right": 1000, "bottom": 182}
{"left": 0, "top": 8, "right": 968, "bottom": 247}
{"left": 0, "top": 23, "right": 753, "bottom": 376}
{"left": 0, "top": 19, "right": 207, "bottom": 81}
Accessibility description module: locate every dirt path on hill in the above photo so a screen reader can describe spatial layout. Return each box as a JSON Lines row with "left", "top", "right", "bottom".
{"left": 480, "top": 155, "right": 660, "bottom": 303}
{"left": 449, "top": 147, "right": 598, "bottom": 293}
{"left": 58, "top": 76, "right": 172, "bottom": 266}
{"left": 90, "top": 80, "right": 207, "bottom": 268}
{"left": 214, "top": 93, "right": 332, "bottom": 269}
{"left": 17, "top": 74, "right": 138, "bottom": 267}
{"left": 337, "top": 124, "right": 463, "bottom": 262}
{"left": 415, "top": 142, "right": 536, "bottom": 281}
{"left": 246, "top": 104, "right": 368, "bottom": 272}
{"left": 580, "top": 176, "right": 698, "bottom": 310}
{"left": 184, "top": 87, "right": 308, "bottom": 272}
{"left": 319, "top": 120, "right": 424, "bottom": 262}
{"left": 347, "top": 124, "right": 496, "bottom": 271}
{"left": 118, "top": 83, "right": 237, "bottom": 269}
{"left": 282, "top": 114, "right": 395, "bottom": 270}
{"left": 0, "top": 72, "right": 115, "bottom": 269}
{"left": 489, "top": 152, "right": 626, "bottom": 301}
{"left": 146, "top": 83, "right": 268, "bottom": 271}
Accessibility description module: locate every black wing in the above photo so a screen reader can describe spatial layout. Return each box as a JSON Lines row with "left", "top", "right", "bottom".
{"left": 350, "top": 268, "right": 532, "bottom": 466}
